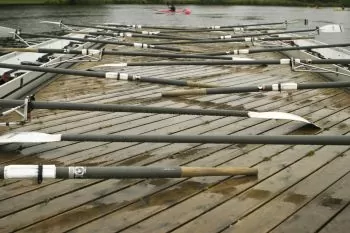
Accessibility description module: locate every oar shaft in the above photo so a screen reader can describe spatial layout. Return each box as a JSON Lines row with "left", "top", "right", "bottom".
{"left": 248, "top": 43, "right": 350, "bottom": 54}
{"left": 113, "top": 59, "right": 350, "bottom": 66}
{"left": 0, "top": 165, "right": 257, "bottom": 180}
{"left": 0, "top": 47, "right": 233, "bottom": 60}
{"left": 150, "top": 36, "right": 315, "bottom": 45}
{"left": 0, "top": 99, "right": 248, "bottom": 117}
{"left": 0, "top": 63, "right": 214, "bottom": 88}
{"left": 59, "top": 134, "right": 350, "bottom": 145}
{"left": 162, "top": 81, "right": 350, "bottom": 96}
{"left": 20, "top": 33, "right": 181, "bottom": 52}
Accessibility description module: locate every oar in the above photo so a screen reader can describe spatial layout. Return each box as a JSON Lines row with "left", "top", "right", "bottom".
{"left": 102, "top": 21, "right": 289, "bottom": 30}
{"left": 0, "top": 62, "right": 214, "bottom": 88}
{"left": 2, "top": 132, "right": 349, "bottom": 145}
{"left": 18, "top": 32, "right": 181, "bottom": 52}
{"left": 0, "top": 99, "right": 314, "bottom": 125}
{"left": 92, "top": 58, "right": 350, "bottom": 67}
{"left": 159, "top": 25, "right": 342, "bottom": 37}
{"left": 0, "top": 165, "right": 258, "bottom": 181}
{"left": 0, "top": 47, "right": 243, "bottom": 61}
{"left": 150, "top": 36, "right": 315, "bottom": 45}
{"left": 66, "top": 30, "right": 194, "bottom": 40}
{"left": 198, "top": 42, "right": 350, "bottom": 56}
{"left": 162, "top": 80, "right": 350, "bottom": 96}
{"left": 151, "top": 25, "right": 342, "bottom": 45}
{"left": 154, "top": 26, "right": 287, "bottom": 33}
{"left": 41, "top": 20, "right": 189, "bottom": 39}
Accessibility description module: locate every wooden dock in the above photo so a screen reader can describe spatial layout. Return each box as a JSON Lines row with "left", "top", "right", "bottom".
{"left": 1, "top": 39, "right": 350, "bottom": 233}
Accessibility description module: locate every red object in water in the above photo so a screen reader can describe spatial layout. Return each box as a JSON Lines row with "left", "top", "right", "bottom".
{"left": 155, "top": 8, "right": 191, "bottom": 15}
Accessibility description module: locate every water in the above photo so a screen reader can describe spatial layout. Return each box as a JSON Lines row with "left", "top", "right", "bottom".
{"left": 0, "top": 4, "right": 349, "bottom": 45}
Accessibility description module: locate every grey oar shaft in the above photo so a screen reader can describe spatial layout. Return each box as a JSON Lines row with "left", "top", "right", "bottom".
{"left": 0, "top": 63, "right": 213, "bottom": 88}
{"left": 105, "top": 21, "right": 286, "bottom": 30}
{"left": 162, "top": 81, "right": 350, "bottom": 96}
{"left": 116, "top": 59, "right": 350, "bottom": 66}
{"left": 248, "top": 43, "right": 350, "bottom": 54}
{"left": 0, "top": 62, "right": 105, "bottom": 77}
{"left": 0, "top": 47, "right": 232, "bottom": 60}
{"left": 0, "top": 100, "right": 248, "bottom": 117}
{"left": 60, "top": 134, "right": 350, "bottom": 145}
{"left": 0, "top": 166, "right": 257, "bottom": 180}
{"left": 20, "top": 33, "right": 180, "bottom": 52}
{"left": 71, "top": 30, "right": 194, "bottom": 40}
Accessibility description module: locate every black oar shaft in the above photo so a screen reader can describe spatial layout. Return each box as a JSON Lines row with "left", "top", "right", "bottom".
{"left": 0, "top": 62, "right": 106, "bottom": 77}
{"left": 150, "top": 36, "right": 315, "bottom": 45}
{"left": 114, "top": 59, "right": 350, "bottom": 66}
{"left": 0, "top": 100, "right": 248, "bottom": 117}
{"left": 0, "top": 63, "right": 214, "bottom": 88}
{"left": 248, "top": 43, "right": 350, "bottom": 54}
{"left": 162, "top": 81, "right": 350, "bottom": 96}
{"left": 60, "top": 134, "right": 350, "bottom": 145}
{"left": 20, "top": 33, "right": 180, "bottom": 52}
{"left": 0, "top": 47, "right": 232, "bottom": 60}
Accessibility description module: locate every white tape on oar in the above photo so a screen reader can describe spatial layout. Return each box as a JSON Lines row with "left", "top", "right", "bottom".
{"left": 280, "top": 59, "right": 291, "bottom": 64}
{"left": 134, "top": 43, "right": 148, "bottom": 48}
{"left": 4, "top": 165, "right": 56, "bottom": 179}
{"left": 0, "top": 132, "right": 61, "bottom": 143}
{"left": 248, "top": 111, "right": 311, "bottom": 124}
{"left": 220, "top": 35, "right": 232, "bottom": 39}
{"left": 233, "top": 49, "right": 249, "bottom": 54}
{"left": 81, "top": 49, "right": 100, "bottom": 56}
{"left": 96, "top": 63, "right": 128, "bottom": 68}
{"left": 271, "top": 83, "right": 298, "bottom": 91}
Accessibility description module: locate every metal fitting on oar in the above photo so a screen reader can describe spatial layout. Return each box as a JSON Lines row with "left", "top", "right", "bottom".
{"left": 0, "top": 165, "right": 258, "bottom": 181}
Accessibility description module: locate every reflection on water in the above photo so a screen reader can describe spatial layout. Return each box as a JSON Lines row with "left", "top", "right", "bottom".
{"left": 0, "top": 4, "right": 349, "bottom": 45}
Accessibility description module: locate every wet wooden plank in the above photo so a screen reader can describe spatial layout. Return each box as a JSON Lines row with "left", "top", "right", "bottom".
{"left": 269, "top": 166, "right": 350, "bottom": 233}
{"left": 219, "top": 153, "right": 350, "bottom": 233}
{"left": 318, "top": 202, "right": 350, "bottom": 233}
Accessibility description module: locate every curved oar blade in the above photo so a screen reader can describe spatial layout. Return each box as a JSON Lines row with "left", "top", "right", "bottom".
{"left": 40, "top": 20, "right": 62, "bottom": 26}
{"left": 0, "top": 132, "right": 61, "bottom": 143}
{"left": 248, "top": 111, "right": 315, "bottom": 126}
{"left": 319, "top": 24, "right": 344, "bottom": 33}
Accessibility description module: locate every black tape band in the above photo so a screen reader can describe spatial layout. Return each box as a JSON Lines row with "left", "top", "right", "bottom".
{"left": 38, "top": 164, "right": 43, "bottom": 184}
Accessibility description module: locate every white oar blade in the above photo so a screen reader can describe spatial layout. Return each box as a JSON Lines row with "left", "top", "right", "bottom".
{"left": 319, "top": 24, "right": 344, "bottom": 33}
{"left": 0, "top": 132, "right": 61, "bottom": 143}
{"left": 40, "top": 21, "right": 61, "bottom": 25}
{"left": 248, "top": 111, "right": 313, "bottom": 125}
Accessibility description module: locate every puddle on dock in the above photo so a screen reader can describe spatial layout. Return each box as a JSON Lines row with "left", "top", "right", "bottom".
{"left": 283, "top": 192, "right": 307, "bottom": 205}
{"left": 321, "top": 196, "right": 343, "bottom": 208}
{"left": 242, "top": 189, "right": 271, "bottom": 200}
{"left": 209, "top": 176, "right": 257, "bottom": 195}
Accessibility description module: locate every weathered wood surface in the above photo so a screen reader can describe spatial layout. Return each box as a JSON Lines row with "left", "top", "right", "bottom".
{"left": 0, "top": 41, "right": 350, "bottom": 233}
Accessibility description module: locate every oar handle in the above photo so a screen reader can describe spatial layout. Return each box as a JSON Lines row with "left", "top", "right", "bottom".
{"left": 0, "top": 47, "right": 37, "bottom": 53}
{"left": 181, "top": 167, "right": 258, "bottom": 177}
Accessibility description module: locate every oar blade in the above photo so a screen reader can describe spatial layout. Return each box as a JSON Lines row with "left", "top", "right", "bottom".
{"left": 319, "top": 24, "right": 344, "bottom": 33}
{"left": 0, "top": 132, "right": 61, "bottom": 143}
{"left": 40, "top": 20, "right": 61, "bottom": 25}
{"left": 248, "top": 111, "right": 317, "bottom": 127}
